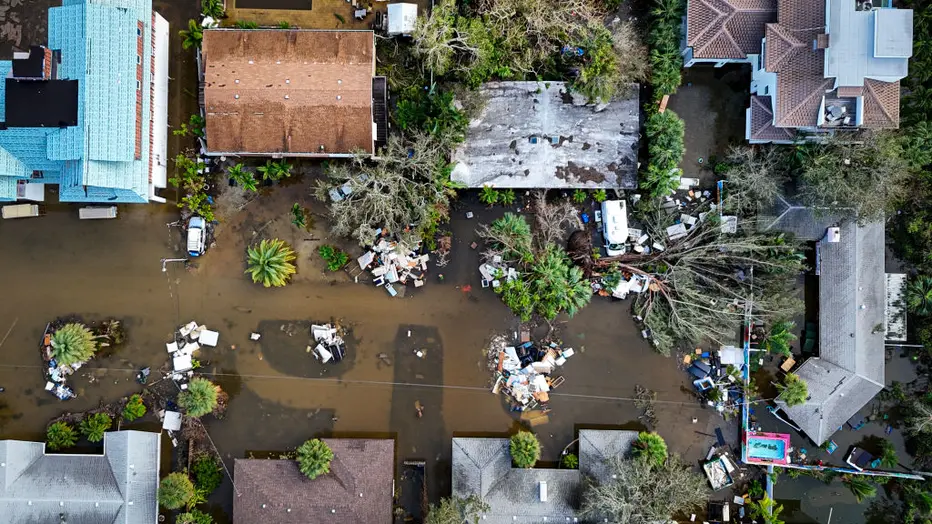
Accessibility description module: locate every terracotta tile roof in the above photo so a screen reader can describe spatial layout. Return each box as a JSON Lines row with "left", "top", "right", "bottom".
{"left": 861, "top": 79, "right": 900, "bottom": 128}
{"left": 202, "top": 29, "right": 375, "bottom": 155}
{"left": 749, "top": 95, "right": 795, "bottom": 141}
{"left": 233, "top": 439, "right": 394, "bottom": 524}
{"left": 764, "top": 23, "right": 804, "bottom": 72}
{"left": 686, "top": 0, "right": 776, "bottom": 59}
{"left": 836, "top": 86, "right": 863, "bottom": 97}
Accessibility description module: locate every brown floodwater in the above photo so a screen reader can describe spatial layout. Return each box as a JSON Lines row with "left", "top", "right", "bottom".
{"left": 0, "top": 1, "right": 731, "bottom": 522}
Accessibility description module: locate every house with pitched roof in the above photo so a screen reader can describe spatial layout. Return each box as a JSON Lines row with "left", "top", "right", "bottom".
{"left": 0, "top": 0, "right": 170, "bottom": 203}
{"left": 451, "top": 430, "right": 638, "bottom": 523}
{"left": 683, "top": 0, "right": 913, "bottom": 143}
{"left": 200, "top": 29, "right": 389, "bottom": 158}
{"left": 762, "top": 199, "right": 898, "bottom": 445}
{"left": 233, "top": 438, "right": 394, "bottom": 523}
{"left": 0, "top": 430, "right": 161, "bottom": 523}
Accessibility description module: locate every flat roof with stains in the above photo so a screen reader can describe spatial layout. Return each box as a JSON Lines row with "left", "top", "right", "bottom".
{"left": 451, "top": 81, "right": 639, "bottom": 189}
{"left": 201, "top": 29, "right": 375, "bottom": 156}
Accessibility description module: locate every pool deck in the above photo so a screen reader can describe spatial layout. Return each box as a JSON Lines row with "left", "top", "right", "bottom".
{"left": 226, "top": 0, "right": 431, "bottom": 31}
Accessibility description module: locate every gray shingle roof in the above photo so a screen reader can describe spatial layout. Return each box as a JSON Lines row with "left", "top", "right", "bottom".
{"left": 0, "top": 430, "right": 161, "bottom": 524}
{"left": 759, "top": 195, "right": 842, "bottom": 241}
{"left": 451, "top": 430, "right": 638, "bottom": 523}
{"left": 233, "top": 439, "right": 394, "bottom": 524}
{"left": 774, "top": 218, "right": 886, "bottom": 445}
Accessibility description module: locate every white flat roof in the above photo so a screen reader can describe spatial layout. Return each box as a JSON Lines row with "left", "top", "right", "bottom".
{"left": 825, "top": 0, "right": 912, "bottom": 86}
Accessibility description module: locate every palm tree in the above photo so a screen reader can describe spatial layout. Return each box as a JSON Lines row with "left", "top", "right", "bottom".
{"left": 842, "top": 475, "right": 877, "bottom": 503}
{"left": 529, "top": 245, "right": 592, "bottom": 320}
{"left": 777, "top": 373, "right": 809, "bottom": 407}
{"left": 480, "top": 186, "right": 499, "bottom": 205}
{"left": 179, "top": 19, "right": 203, "bottom": 50}
{"left": 79, "top": 413, "right": 112, "bottom": 443}
{"left": 763, "top": 321, "right": 796, "bottom": 357}
{"left": 177, "top": 377, "right": 220, "bottom": 418}
{"left": 907, "top": 275, "right": 932, "bottom": 316}
{"left": 46, "top": 421, "right": 77, "bottom": 451}
{"left": 228, "top": 164, "right": 257, "bottom": 192}
{"left": 748, "top": 496, "right": 785, "bottom": 524}
{"left": 297, "top": 439, "right": 334, "bottom": 479}
{"left": 246, "top": 239, "right": 297, "bottom": 287}
{"left": 878, "top": 439, "right": 898, "bottom": 469}
{"left": 509, "top": 431, "right": 541, "bottom": 468}
{"left": 51, "top": 323, "right": 98, "bottom": 366}
{"left": 201, "top": 0, "right": 225, "bottom": 18}
{"left": 632, "top": 432, "right": 668, "bottom": 468}
{"left": 159, "top": 472, "right": 195, "bottom": 510}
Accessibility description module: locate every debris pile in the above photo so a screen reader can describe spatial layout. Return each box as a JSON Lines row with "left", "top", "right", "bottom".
{"left": 165, "top": 320, "right": 220, "bottom": 382}
{"left": 310, "top": 323, "right": 347, "bottom": 364}
{"left": 684, "top": 345, "right": 744, "bottom": 418}
{"left": 357, "top": 237, "right": 430, "bottom": 296}
{"left": 478, "top": 255, "right": 519, "bottom": 289}
{"left": 489, "top": 336, "right": 573, "bottom": 413}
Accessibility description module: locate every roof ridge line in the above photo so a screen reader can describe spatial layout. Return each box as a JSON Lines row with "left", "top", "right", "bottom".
{"left": 692, "top": 0, "right": 736, "bottom": 56}
{"left": 777, "top": 78, "right": 833, "bottom": 128}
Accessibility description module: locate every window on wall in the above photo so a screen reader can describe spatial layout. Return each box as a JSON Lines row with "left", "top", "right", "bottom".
{"left": 137, "top": 55, "right": 141, "bottom": 65}
{"left": 136, "top": 80, "right": 141, "bottom": 90}
{"left": 137, "top": 27, "right": 142, "bottom": 36}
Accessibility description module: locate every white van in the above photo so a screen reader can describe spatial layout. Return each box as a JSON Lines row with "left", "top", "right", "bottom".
{"left": 601, "top": 200, "right": 628, "bottom": 256}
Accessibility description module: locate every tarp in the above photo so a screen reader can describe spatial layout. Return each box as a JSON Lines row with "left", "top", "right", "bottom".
{"left": 162, "top": 410, "right": 182, "bottom": 431}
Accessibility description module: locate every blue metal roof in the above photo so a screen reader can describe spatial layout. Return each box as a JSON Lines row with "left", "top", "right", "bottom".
{"left": 0, "top": 0, "right": 155, "bottom": 203}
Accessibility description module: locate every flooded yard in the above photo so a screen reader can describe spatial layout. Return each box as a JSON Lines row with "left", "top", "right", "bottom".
{"left": 0, "top": 181, "right": 723, "bottom": 521}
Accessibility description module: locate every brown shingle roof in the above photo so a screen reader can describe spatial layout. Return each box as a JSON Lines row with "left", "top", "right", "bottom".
{"left": 861, "top": 79, "right": 900, "bottom": 128}
{"left": 202, "top": 29, "right": 375, "bottom": 155}
{"left": 233, "top": 439, "right": 394, "bottom": 524}
{"left": 686, "top": 0, "right": 776, "bottom": 59}
{"left": 749, "top": 95, "right": 796, "bottom": 141}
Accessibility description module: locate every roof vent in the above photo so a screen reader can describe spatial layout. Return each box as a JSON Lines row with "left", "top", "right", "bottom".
{"left": 331, "top": 509, "right": 336, "bottom": 514}
{"left": 235, "top": 94, "right": 240, "bottom": 99}
{"left": 287, "top": 509, "right": 292, "bottom": 513}
{"left": 825, "top": 227, "right": 841, "bottom": 243}
{"left": 285, "top": 79, "right": 290, "bottom": 84}
{"left": 338, "top": 79, "right": 342, "bottom": 85}
{"left": 261, "top": 504, "right": 266, "bottom": 508}
{"left": 235, "top": 79, "right": 240, "bottom": 84}
{"left": 539, "top": 481, "right": 548, "bottom": 502}
{"left": 336, "top": 95, "right": 342, "bottom": 100}
{"left": 248, "top": 60, "right": 254, "bottom": 64}
{"left": 359, "top": 493, "right": 363, "bottom": 497}
{"left": 285, "top": 95, "right": 290, "bottom": 100}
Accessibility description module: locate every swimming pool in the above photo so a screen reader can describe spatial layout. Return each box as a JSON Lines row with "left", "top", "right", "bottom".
{"left": 745, "top": 432, "right": 791, "bottom": 464}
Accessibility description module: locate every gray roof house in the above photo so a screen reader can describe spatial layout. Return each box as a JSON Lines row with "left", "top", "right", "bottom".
{"left": 683, "top": 0, "right": 913, "bottom": 143}
{"left": 0, "top": 430, "right": 161, "bottom": 524}
{"left": 452, "top": 430, "right": 638, "bottom": 523}
{"left": 451, "top": 81, "right": 639, "bottom": 189}
{"left": 764, "top": 208, "right": 886, "bottom": 445}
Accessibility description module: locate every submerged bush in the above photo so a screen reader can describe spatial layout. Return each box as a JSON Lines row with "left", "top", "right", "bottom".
{"left": 51, "top": 323, "right": 97, "bottom": 367}
{"left": 79, "top": 413, "right": 112, "bottom": 443}
{"left": 46, "top": 421, "right": 77, "bottom": 451}
{"left": 297, "top": 439, "right": 334, "bottom": 480}
{"left": 246, "top": 238, "right": 297, "bottom": 287}
{"left": 510, "top": 431, "right": 541, "bottom": 468}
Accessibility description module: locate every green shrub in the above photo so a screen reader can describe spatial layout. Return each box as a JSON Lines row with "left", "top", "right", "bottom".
{"left": 297, "top": 439, "right": 334, "bottom": 480}
{"left": 177, "top": 509, "right": 214, "bottom": 524}
{"left": 46, "top": 421, "right": 77, "bottom": 451}
{"left": 500, "top": 189, "right": 516, "bottom": 206}
{"left": 191, "top": 453, "right": 224, "bottom": 494}
{"left": 123, "top": 394, "right": 147, "bottom": 422}
{"left": 291, "top": 203, "right": 308, "bottom": 230}
{"left": 178, "top": 378, "right": 220, "bottom": 418}
{"left": 246, "top": 239, "right": 297, "bottom": 287}
{"left": 572, "top": 189, "right": 587, "bottom": 204}
{"left": 642, "top": 110, "right": 685, "bottom": 198}
{"left": 158, "top": 472, "right": 195, "bottom": 510}
{"left": 561, "top": 453, "right": 579, "bottom": 469}
{"left": 79, "top": 413, "right": 112, "bottom": 443}
{"left": 51, "top": 323, "right": 98, "bottom": 367}
{"left": 593, "top": 189, "right": 608, "bottom": 203}
{"left": 510, "top": 431, "right": 541, "bottom": 468}
{"left": 318, "top": 245, "right": 349, "bottom": 272}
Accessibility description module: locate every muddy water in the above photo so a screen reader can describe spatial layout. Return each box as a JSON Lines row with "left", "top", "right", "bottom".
{"left": 0, "top": 1, "right": 724, "bottom": 521}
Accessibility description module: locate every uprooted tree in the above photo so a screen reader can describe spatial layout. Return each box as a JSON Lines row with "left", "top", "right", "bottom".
{"left": 594, "top": 200, "right": 805, "bottom": 356}
{"left": 412, "top": 0, "right": 648, "bottom": 102}
{"left": 315, "top": 133, "right": 458, "bottom": 246}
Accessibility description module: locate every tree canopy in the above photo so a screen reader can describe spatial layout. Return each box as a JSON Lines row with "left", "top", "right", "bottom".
{"left": 579, "top": 454, "right": 708, "bottom": 523}
{"left": 425, "top": 495, "right": 490, "bottom": 524}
